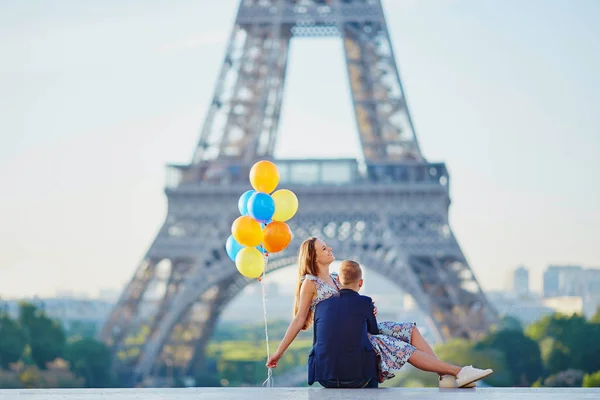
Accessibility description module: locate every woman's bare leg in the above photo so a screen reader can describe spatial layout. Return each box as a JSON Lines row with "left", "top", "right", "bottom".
{"left": 411, "top": 326, "right": 449, "bottom": 377}
{"left": 410, "top": 326, "right": 438, "bottom": 359}
{"left": 408, "top": 349, "right": 462, "bottom": 376}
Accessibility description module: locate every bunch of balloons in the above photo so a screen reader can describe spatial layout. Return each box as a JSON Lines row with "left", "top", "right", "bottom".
{"left": 225, "top": 161, "right": 299, "bottom": 279}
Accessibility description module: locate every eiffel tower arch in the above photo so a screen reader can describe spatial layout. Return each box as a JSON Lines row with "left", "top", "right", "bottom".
{"left": 100, "top": 0, "right": 498, "bottom": 385}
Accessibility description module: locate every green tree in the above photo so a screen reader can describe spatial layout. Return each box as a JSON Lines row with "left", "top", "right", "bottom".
{"left": 583, "top": 370, "right": 600, "bottom": 387}
{"left": 544, "top": 340, "right": 571, "bottom": 375}
{"left": 65, "top": 321, "right": 99, "bottom": 340}
{"left": 18, "top": 303, "right": 66, "bottom": 369}
{"left": 591, "top": 306, "right": 600, "bottom": 324}
{"left": 493, "top": 315, "right": 523, "bottom": 333}
{"left": 64, "top": 338, "right": 112, "bottom": 388}
{"left": 476, "top": 329, "right": 543, "bottom": 386}
{"left": 0, "top": 312, "right": 28, "bottom": 368}
{"left": 526, "top": 313, "right": 600, "bottom": 375}
{"left": 194, "top": 358, "right": 222, "bottom": 387}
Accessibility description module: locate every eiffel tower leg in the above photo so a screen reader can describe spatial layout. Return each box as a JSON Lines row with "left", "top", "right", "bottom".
{"left": 183, "top": 280, "right": 236, "bottom": 375}
{"left": 147, "top": 279, "right": 232, "bottom": 383}
{"left": 403, "top": 243, "right": 497, "bottom": 340}
{"left": 130, "top": 238, "right": 228, "bottom": 380}
{"left": 340, "top": 1, "right": 422, "bottom": 162}
{"left": 191, "top": 8, "right": 291, "bottom": 165}
{"left": 100, "top": 259, "right": 157, "bottom": 347}
{"left": 99, "top": 254, "right": 198, "bottom": 379}
{"left": 131, "top": 241, "right": 301, "bottom": 381}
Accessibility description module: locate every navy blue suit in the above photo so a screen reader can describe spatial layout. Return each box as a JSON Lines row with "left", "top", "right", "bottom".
{"left": 308, "top": 289, "right": 379, "bottom": 386}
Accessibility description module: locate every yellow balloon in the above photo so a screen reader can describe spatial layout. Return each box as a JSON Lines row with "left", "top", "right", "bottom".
{"left": 250, "top": 160, "right": 279, "bottom": 194}
{"left": 272, "top": 189, "right": 298, "bottom": 222}
{"left": 235, "top": 247, "right": 265, "bottom": 278}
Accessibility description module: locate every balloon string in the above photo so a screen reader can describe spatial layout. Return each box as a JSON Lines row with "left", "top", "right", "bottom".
{"left": 260, "top": 249, "right": 274, "bottom": 388}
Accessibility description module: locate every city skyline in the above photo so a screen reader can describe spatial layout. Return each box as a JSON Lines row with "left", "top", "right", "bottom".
{"left": 1, "top": 0, "right": 599, "bottom": 299}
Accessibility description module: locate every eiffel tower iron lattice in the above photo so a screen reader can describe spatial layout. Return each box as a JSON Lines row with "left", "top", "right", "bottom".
{"left": 100, "top": 0, "right": 498, "bottom": 385}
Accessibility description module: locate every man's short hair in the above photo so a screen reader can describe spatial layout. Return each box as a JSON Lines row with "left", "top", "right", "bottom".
{"left": 339, "top": 260, "right": 362, "bottom": 285}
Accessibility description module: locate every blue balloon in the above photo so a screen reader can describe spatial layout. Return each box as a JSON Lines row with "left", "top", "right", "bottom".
{"left": 225, "top": 235, "right": 244, "bottom": 261}
{"left": 226, "top": 235, "right": 266, "bottom": 260}
{"left": 238, "top": 190, "right": 256, "bottom": 216}
{"left": 248, "top": 192, "right": 275, "bottom": 222}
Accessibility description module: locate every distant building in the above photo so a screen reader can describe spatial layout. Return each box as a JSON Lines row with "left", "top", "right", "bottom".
{"left": 543, "top": 265, "right": 583, "bottom": 298}
{"left": 513, "top": 265, "right": 529, "bottom": 297}
{"left": 541, "top": 265, "right": 600, "bottom": 318}
{"left": 581, "top": 268, "right": 600, "bottom": 318}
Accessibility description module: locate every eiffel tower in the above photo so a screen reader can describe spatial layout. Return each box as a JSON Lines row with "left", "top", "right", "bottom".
{"left": 100, "top": 0, "right": 498, "bottom": 385}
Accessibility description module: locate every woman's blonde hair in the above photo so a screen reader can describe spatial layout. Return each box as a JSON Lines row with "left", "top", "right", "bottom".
{"left": 294, "top": 237, "right": 320, "bottom": 330}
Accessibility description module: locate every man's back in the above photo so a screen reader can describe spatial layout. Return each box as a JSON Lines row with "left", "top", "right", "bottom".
{"left": 308, "top": 288, "right": 379, "bottom": 385}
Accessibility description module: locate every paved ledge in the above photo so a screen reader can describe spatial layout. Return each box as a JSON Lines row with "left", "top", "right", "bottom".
{"left": 1, "top": 388, "right": 599, "bottom": 399}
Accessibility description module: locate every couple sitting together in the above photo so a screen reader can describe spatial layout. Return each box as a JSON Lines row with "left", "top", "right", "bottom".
{"left": 266, "top": 237, "right": 493, "bottom": 389}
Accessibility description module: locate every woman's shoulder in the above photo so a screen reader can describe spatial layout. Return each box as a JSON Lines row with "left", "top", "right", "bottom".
{"left": 299, "top": 275, "right": 318, "bottom": 295}
{"left": 300, "top": 274, "right": 318, "bottom": 283}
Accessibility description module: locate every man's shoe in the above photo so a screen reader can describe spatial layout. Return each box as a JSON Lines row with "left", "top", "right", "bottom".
{"left": 439, "top": 374, "right": 475, "bottom": 388}
{"left": 455, "top": 366, "right": 493, "bottom": 388}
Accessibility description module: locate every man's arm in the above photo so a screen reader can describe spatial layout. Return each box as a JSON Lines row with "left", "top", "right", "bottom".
{"left": 366, "top": 299, "right": 379, "bottom": 335}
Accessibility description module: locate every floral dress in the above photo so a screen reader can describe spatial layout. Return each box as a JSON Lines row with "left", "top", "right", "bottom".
{"left": 301, "top": 272, "right": 417, "bottom": 382}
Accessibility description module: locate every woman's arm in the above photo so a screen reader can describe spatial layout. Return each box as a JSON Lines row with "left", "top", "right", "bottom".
{"left": 266, "top": 279, "right": 316, "bottom": 368}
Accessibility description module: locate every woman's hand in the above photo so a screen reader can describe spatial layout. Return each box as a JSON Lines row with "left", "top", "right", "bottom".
{"left": 266, "top": 351, "right": 283, "bottom": 368}
{"left": 373, "top": 303, "right": 378, "bottom": 317}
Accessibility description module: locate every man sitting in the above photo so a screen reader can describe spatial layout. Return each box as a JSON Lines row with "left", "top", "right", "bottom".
{"left": 308, "top": 260, "right": 379, "bottom": 388}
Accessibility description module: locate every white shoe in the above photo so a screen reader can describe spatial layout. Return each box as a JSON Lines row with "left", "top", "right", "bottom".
{"left": 455, "top": 365, "right": 493, "bottom": 388}
{"left": 439, "top": 374, "right": 476, "bottom": 388}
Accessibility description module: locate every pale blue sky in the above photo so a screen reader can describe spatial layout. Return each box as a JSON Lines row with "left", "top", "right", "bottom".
{"left": 1, "top": 0, "right": 599, "bottom": 298}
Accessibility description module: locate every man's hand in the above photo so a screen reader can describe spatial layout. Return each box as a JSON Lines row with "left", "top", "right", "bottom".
{"left": 266, "top": 351, "right": 283, "bottom": 368}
